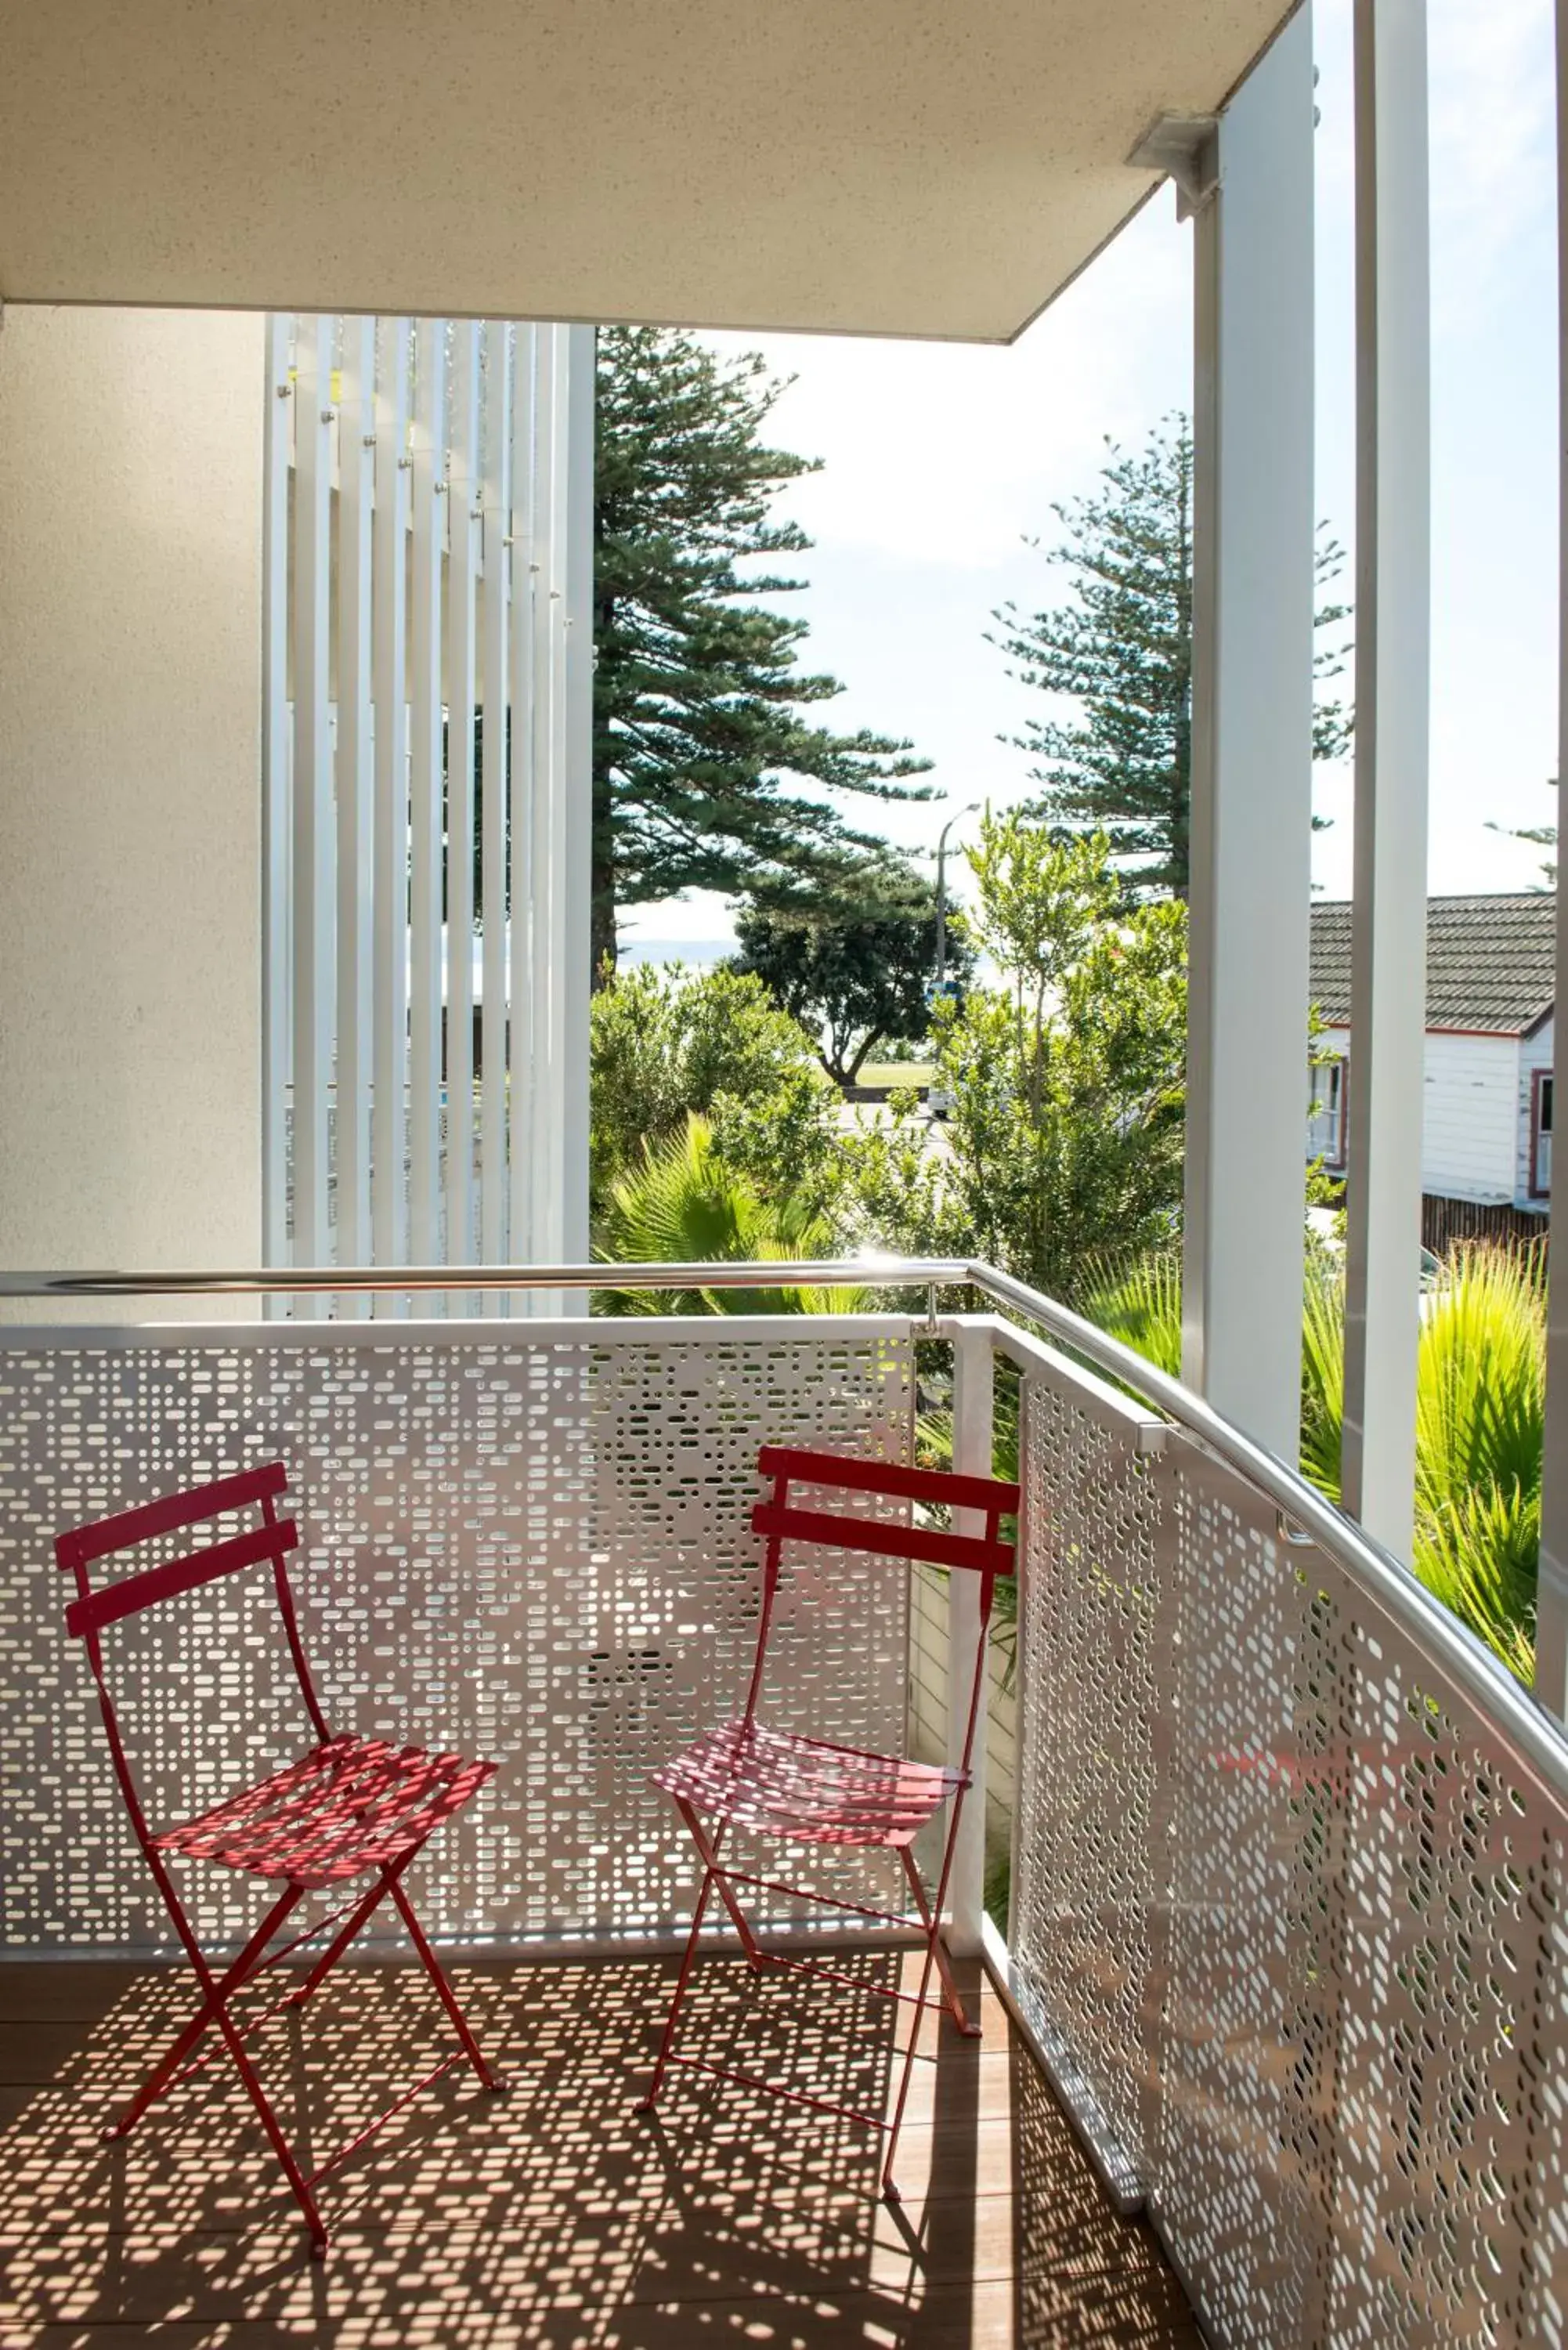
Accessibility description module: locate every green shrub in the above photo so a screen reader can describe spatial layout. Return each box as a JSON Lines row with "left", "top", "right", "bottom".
{"left": 591, "top": 963, "right": 840, "bottom": 1214}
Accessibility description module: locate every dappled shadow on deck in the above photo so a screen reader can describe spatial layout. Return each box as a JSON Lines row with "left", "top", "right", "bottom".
{"left": 0, "top": 1949, "right": 1198, "bottom": 2346}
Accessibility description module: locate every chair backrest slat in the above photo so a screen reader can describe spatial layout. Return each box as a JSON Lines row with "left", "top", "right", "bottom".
{"left": 741, "top": 1439, "right": 1018, "bottom": 1761}
{"left": 751, "top": 1499, "right": 1013, "bottom": 1580}
{"left": 757, "top": 1442, "right": 1019, "bottom": 1520}
{"left": 64, "top": 1516, "right": 301, "bottom": 1640}
{"left": 56, "top": 1460, "right": 331, "bottom": 1836}
{"left": 56, "top": 1461, "right": 290, "bottom": 1572}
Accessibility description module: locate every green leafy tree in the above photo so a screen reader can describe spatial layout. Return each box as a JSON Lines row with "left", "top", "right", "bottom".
{"left": 847, "top": 817, "right": 1187, "bottom": 1302}
{"left": 589, "top": 960, "right": 840, "bottom": 1215}
{"left": 593, "top": 327, "right": 933, "bottom": 971}
{"left": 733, "top": 856, "right": 977, "bottom": 1086}
{"left": 988, "top": 415, "right": 1351, "bottom": 898}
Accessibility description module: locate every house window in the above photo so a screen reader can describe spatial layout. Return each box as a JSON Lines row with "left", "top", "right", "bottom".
{"left": 1308, "top": 1056, "right": 1348, "bottom": 1169}
{"left": 1531, "top": 1071, "right": 1553, "bottom": 1199}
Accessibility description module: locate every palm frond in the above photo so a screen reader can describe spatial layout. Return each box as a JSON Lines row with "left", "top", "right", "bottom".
{"left": 1299, "top": 1263, "right": 1345, "bottom": 1503}
{"left": 594, "top": 1113, "right": 866, "bottom": 1314}
{"left": 1414, "top": 1480, "right": 1538, "bottom": 1683}
{"left": 1078, "top": 1249, "right": 1183, "bottom": 1379}
{"left": 1414, "top": 1247, "right": 1546, "bottom": 1517}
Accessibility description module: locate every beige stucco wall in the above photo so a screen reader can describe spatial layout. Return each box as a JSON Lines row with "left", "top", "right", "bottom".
{"left": 0, "top": 307, "right": 264, "bottom": 1311}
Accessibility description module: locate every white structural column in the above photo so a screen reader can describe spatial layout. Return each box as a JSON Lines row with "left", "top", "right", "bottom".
{"left": 0, "top": 307, "right": 265, "bottom": 1314}
{"left": 1534, "top": 1, "right": 1568, "bottom": 1715}
{"left": 1340, "top": 0, "right": 1431, "bottom": 1556}
{"left": 1180, "top": 7, "right": 1317, "bottom": 1466}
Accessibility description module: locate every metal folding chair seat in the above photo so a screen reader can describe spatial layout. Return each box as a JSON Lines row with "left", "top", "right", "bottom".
{"left": 56, "top": 1460, "right": 500, "bottom": 2256}
{"left": 153, "top": 1735, "right": 493, "bottom": 1886}
{"left": 641, "top": 1441, "right": 1018, "bottom": 2200}
{"left": 654, "top": 1719, "right": 964, "bottom": 1849}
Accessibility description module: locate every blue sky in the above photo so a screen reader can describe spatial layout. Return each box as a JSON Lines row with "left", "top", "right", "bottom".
{"left": 623, "top": 0, "right": 1559, "bottom": 951}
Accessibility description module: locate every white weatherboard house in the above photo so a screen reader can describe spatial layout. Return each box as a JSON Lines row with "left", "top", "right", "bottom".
{"left": 1307, "top": 893, "right": 1555, "bottom": 1242}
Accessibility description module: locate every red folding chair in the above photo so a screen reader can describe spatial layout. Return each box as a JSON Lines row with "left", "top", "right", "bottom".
{"left": 641, "top": 1441, "right": 1018, "bottom": 2199}
{"left": 56, "top": 1460, "right": 501, "bottom": 2255}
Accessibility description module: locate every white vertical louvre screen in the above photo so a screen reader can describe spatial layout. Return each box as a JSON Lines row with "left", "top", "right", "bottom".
{"left": 262, "top": 316, "right": 594, "bottom": 1311}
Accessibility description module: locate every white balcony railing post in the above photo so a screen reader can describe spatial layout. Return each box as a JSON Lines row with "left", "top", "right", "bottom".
{"left": 946, "top": 1318, "right": 995, "bottom": 1957}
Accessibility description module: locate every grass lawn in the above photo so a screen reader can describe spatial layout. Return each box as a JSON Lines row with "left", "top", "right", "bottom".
{"left": 854, "top": 1061, "right": 936, "bottom": 1091}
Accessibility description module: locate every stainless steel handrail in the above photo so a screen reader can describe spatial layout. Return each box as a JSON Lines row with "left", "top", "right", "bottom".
{"left": 0, "top": 1260, "right": 967, "bottom": 1297}
{"left": 4, "top": 1250, "right": 1565, "bottom": 1795}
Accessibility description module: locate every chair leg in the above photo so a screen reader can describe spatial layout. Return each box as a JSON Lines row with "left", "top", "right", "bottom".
{"left": 105, "top": 1884, "right": 305, "bottom": 2142}
{"left": 883, "top": 1799, "right": 979, "bottom": 2202}
{"left": 143, "top": 1868, "right": 332, "bottom": 2255}
{"left": 207, "top": 1982, "right": 333, "bottom": 2254}
{"left": 386, "top": 1870, "right": 500, "bottom": 2092}
{"left": 898, "top": 1846, "right": 981, "bottom": 2038}
{"left": 880, "top": 1921, "right": 945, "bottom": 2204}
{"left": 639, "top": 1810, "right": 739, "bottom": 2113}
{"left": 675, "top": 1800, "right": 764, "bottom": 1965}
{"left": 287, "top": 1856, "right": 410, "bottom": 2010}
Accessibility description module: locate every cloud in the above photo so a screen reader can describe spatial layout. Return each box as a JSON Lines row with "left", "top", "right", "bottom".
{"left": 1429, "top": 0, "right": 1555, "bottom": 284}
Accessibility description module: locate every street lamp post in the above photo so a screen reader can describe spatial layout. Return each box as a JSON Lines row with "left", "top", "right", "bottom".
{"left": 934, "top": 804, "right": 979, "bottom": 993}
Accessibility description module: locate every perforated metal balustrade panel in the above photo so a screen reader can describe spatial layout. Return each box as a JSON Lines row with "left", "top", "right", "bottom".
{"left": 0, "top": 1319, "right": 915, "bottom": 1952}
{"left": 1010, "top": 1342, "right": 1568, "bottom": 2350}
{"left": 1007, "top": 1355, "right": 1170, "bottom": 2190}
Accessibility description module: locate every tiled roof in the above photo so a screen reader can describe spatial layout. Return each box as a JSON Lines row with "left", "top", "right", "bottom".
{"left": 1310, "top": 893, "right": 1556, "bottom": 1035}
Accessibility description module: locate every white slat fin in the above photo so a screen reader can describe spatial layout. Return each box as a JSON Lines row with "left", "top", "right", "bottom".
{"left": 262, "top": 313, "right": 594, "bottom": 1315}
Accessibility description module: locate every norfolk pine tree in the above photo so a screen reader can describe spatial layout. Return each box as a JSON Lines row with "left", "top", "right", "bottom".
{"left": 988, "top": 416, "right": 1351, "bottom": 898}
{"left": 592, "top": 328, "right": 934, "bottom": 973}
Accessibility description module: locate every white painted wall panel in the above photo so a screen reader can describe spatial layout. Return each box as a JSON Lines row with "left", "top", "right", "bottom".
{"left": 1419, "top": 1032, "right": 1519, "bottom": 1203}
{"left": 0, "top": 308, "right": 263, "bottom": 1318}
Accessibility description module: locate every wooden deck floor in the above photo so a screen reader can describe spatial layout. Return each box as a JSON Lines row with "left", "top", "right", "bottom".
{"left": 0, "top": 1947, "right": 1199, "bottom": 2348}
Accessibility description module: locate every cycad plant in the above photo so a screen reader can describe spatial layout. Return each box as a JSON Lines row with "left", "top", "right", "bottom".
{"left": 1299, "top": 1259, "right": 1346, "bottom": 1502}
{"left": 594, "top": 1113, "right": 865, "bottom": 1315}
{"left": 1410, "top": 1246, "right": 1545, "bottom": 1675}
{"left": 1084, "top": 1242, "right": 1547, "bottom": 1683}
{"left": 1079, "top": 1250, "right": 1183, "bottom": 1380}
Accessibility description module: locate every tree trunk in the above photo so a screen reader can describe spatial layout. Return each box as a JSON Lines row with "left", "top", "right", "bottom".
{"left": 591, "top": 862, "right": 617, "bottom": 988}
{"left": 591, "top": 584, "right": 616, "bottom": 987}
